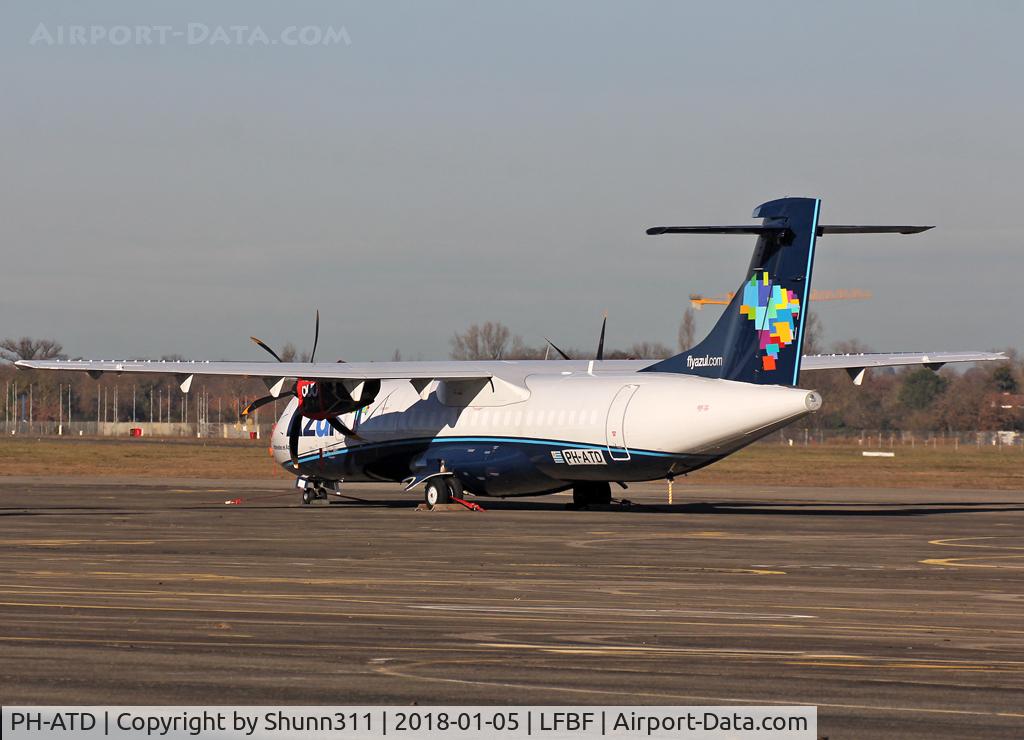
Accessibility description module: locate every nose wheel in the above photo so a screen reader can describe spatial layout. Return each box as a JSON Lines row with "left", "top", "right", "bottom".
{"left": 300, "top": 482, "right": 330, "bottom": 505}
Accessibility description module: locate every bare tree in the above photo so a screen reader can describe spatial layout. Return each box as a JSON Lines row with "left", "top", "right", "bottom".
{"left": 276, "top": 343, "right": 313, "bottom": 362}
{"left": 507, "top": 336, "right": 546, "bottom": 360}
{"left": 0, "top": 337, "right": 65, "bottom": 363}
{"left": 450, "top": 322, "right": 513, "bottom": 360}
{"left": 630, "top": 341, "right": 673, "bottom": 359}
{"left": 606, "top": 341, "right": 673, "bottom": 360}
{"left": 677, "top": 308, "right": 697, "bottom": 351}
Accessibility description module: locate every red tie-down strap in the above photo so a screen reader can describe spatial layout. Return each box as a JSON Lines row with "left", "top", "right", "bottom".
{"left": 451, "top": 495, "right": 485, "bottom": 512}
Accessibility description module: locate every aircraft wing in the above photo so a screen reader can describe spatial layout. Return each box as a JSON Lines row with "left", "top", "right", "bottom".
{"left": 14, "top": 359, "right": 494, "bottom": 385}
{"left": 801, "top": 351, "right": 1007, "bottom": 372}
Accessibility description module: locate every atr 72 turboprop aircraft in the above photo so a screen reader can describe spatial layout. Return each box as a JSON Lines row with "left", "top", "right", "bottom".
{"left": 20, "top": 198, "right": 1005, "bottom": 507}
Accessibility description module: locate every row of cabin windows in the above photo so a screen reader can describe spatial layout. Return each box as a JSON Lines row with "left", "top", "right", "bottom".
{"left": 359, "top": 407, "right": 604, "bottom": 430}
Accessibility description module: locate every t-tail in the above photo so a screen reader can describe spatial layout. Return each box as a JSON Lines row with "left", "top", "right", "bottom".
{"left": 641, "top": 197, "right": 932, "bottom": 386}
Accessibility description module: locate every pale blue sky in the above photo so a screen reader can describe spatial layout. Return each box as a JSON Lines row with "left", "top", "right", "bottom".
{"left": 2, "top": 2, "right": 1021, "bottom": 360}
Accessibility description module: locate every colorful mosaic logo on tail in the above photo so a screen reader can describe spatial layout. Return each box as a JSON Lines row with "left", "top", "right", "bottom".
{"left": 739, "top": 271, "right": 801, "bottom": 371}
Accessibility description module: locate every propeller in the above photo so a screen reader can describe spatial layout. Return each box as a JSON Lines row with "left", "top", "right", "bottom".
{"left": 240, "top": 311, "right": 365, "bottom": 468}
{"left": 310, "top": 310, "right": 319, "bottom": 363}
{"left": 544, "top": 313, "right": 608, "bottom": 361}
{"left": 543, "top": 337, "right": 572, "bottom": 361}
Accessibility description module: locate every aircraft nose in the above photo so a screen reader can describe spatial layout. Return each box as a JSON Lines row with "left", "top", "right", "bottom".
{"left": 271, "top": 402, "right": 298, "bottom": 467}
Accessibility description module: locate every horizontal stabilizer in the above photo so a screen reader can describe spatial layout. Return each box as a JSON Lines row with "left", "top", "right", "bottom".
{"left": 647, "top": 225, "right": 933, "bottom": 237}
{"left": 646, "top": 226, "right": 786, "bottom": 236}
{"left": 816, "top": 225, "right": 933, "bottom": 235}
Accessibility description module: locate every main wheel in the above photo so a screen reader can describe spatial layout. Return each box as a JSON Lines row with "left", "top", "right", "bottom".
{"left": 301, "top": 488, "right": 312, "bottom": 505}
{"left": 424, "top": 479, "right": 452, "bottom": 507}
{"left": 447, "top": 477, "right": 465, "bottom": 500}
{"left": 572, "top": 481, "right": 612, "bottom": 508}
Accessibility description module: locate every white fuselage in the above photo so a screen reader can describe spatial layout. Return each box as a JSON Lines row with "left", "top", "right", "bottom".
{"left": 272, "top": 367, "right": 820, "bottom": 496}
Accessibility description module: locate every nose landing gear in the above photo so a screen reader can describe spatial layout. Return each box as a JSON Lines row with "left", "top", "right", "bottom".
{"left": 297, "top": 478, "right": 333, "bottom": 505}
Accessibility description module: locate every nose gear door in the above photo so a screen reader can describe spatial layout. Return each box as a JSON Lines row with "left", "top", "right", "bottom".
{"left": 605, "top": 384, "right": 638, "bottom": 461}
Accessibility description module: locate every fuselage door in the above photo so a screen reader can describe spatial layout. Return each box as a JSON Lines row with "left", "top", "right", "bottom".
{"left": 606, "top": 384, "right": 639, "bottom": 461}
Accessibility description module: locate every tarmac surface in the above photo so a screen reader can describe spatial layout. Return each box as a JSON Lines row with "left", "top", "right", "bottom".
{"left": 1, "top": 476, "right": 1022, "bottom": 738}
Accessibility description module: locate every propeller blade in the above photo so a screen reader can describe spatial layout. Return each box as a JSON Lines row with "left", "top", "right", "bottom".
{"left": 327, "top": 416, "right": 363, "bottom": 441}
{"left": 310, "top": 310, "right": 320, "bottom": 363}
{"left": 287, "top": 409, "right": 304, "bottom": 469}
{"left": 596, "top": 313, "right": 607, "bottom": 361}
{"left": 250, "top": 336, "right": 284, "bottom": 363}
{"left": 240, "top": 394, "right": 281, "bottom": 418}
{"left": 544, "top": 337, "right": 572, "bottom": 361}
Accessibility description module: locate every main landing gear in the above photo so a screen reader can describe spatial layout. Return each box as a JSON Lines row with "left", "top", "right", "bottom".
{"left": 571, "top": 481, "right": 612, "bottom": 508}
{"left": 423, "top": 476, "right": 464, "bottom": 507}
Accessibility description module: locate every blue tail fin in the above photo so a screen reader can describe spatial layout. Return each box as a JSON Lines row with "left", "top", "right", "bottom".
{"left": 642, "top": 197, "right": 821, "bottom": 386}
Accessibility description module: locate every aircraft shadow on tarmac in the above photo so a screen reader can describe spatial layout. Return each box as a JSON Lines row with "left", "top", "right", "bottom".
{"left": 250, "top": 497, "right": 1024, "bottom": 517}
{"left": 2, "top": 499, "right": 1022, "bottom": 518}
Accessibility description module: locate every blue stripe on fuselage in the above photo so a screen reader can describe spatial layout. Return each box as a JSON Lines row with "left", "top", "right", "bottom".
{"left": 295, "top": 434, "right": 685, "bottom": 465}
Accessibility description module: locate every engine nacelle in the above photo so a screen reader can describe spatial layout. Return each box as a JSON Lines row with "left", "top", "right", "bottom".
{"left": 295, "top": 379, "right": 379, "bottom": 419}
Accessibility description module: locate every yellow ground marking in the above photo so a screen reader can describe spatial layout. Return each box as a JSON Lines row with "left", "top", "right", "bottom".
{"left": 921, "top": 555, "right": 1024, "bottom": 570}
{"left": 2, "top": 537, "right": 302, "bottom": 547}
{"left": 372, "top": 659, "right": 1024, "bottom": 718}
{"left": 0, "top": 578, "right": 1005, "bottom": 615}
{"left": 567, "top": 530, "right": 908, "bottom": 550}
{"left": 784, "top": 661, "right": 1006, "bottom": 672}
{"left": 0, "top": 635, "right": 460, "bottom": 651}
{"left": 921, "top": 536, "right": 1024, "bottom": 569}
{"left": 9, "top": 629, "right": 1019, "bottom": 683}
{"left": 472, "top": 643, "right": 1024, "bottom": 667}
{"left": 2, "top": 566, "right": 785, "bottom": 586}
{"left": 0, "top": 600, "right": 832, "bottom": 636}
{"left": 8, "top": 594, "right": 1024, "bottom": 638}
{"left": 928, "top": 536, "right": 1024, "bottom": 550}
{"left": 4, "top": 540, "right": 158, "bottom": 547}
